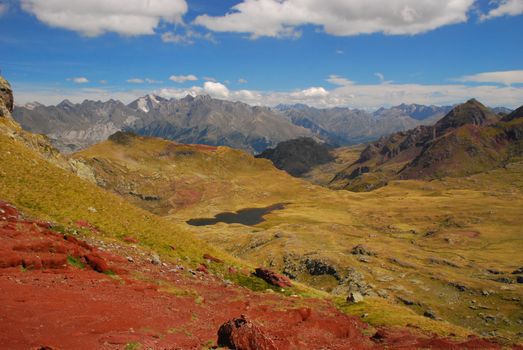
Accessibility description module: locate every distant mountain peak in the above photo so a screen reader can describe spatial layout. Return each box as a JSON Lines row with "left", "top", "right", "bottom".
{"left": 435, "top": 98, "right": 498, "bottom": 135}
{"left": 58, "top": 99, "right": 75, "bottom": 108}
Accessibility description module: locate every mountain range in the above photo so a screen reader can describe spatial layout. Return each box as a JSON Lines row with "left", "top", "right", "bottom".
{"left": 14, "top": 95, "right": 505, "bottom": 154}
{"left": 330, "top": 99, "right": 523, "bottom": 191}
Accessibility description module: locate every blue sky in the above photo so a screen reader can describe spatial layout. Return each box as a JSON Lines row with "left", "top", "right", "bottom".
{"left": 0, "top": 0, "right": 522, "bottom": 109}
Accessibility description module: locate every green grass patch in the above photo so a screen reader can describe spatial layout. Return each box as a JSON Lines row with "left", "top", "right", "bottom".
{"left": 124, "top": 342, "right": 142, "bottom": 350}
{"left": 67, "top": 255, "right": 85, "bottom": 269}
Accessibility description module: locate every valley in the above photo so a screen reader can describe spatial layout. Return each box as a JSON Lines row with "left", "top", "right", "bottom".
{"left": 2, "top": 76, "right": 522, "bottom": 348}
{"left": 70, "top": 126, "right": 523, "bottom": 342}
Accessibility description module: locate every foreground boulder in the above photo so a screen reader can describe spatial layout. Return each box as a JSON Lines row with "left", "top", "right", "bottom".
{"left": 254, "top": 267, "right": 292, "bottom": 287}
{"left": 217, "top": 315, "right": 277, "bottom": 350}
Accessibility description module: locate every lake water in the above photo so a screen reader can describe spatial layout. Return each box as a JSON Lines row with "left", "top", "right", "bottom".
{"left": 186, "top": 203, "right": 287, "bottom": 226}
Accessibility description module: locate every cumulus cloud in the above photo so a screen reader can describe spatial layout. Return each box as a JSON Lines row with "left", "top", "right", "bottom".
{"left": 455, "top": 70, "right": 523, "bottom": 86}
{"left": 68, "top": 77, "right": 89, "bottom": 84}
{"left": 293, "top": 87, "right": 329, "bottom": 98}
{"left": 194, "top": 0, "right": 475, "bottom": 38}
{"left": 203, "top": 81, "right": 230, "bottom": 98}
{"left": 20, "top": 0, "right": 188, "bottom": 36}
{"left": 238, "top": 78, "right": 248, "bottom": 84}
{"left": 481, "top": 0, "right": 523, "bottom": 20}
{"left": 169, "top": 74, "right": 198, "bottom": 83}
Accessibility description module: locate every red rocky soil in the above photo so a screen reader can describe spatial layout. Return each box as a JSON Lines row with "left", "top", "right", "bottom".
{"left": 0, "top": 200, "right": 519, "bottom": 349}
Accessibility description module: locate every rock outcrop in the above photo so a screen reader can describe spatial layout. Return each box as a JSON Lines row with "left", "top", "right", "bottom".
{"left": 0, "top": 76, "right": 13, "bottom": 118}
{"left": 217, "top": 315, "right": 277, "bottom": 350}
{"left": 254, "top": 268, "right": 292, "bottom": 288}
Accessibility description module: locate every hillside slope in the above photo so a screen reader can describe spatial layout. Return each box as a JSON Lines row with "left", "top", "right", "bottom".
{"left": 331, "top": 99, "right": 523, "bottom": 191}
{"left": 256, "top": 137, "right": 335, "bottom": 176}
{"left": 73, "top": 129, "right": 523, "bottom": 343}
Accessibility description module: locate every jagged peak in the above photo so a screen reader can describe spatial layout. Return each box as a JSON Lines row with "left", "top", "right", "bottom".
{"left": 57, "top": 99, "right": 76, "bottom": 108}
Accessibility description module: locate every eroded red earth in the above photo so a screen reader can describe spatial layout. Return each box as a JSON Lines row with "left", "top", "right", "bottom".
{"left": 0, "top": 200, "right": 519, "bottom": 349}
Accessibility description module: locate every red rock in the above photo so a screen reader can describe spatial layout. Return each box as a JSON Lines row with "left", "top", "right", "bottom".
{"left": 40, "top": 256, "right": 68, "bottom": 269}
{"left": 217, "top": 315, "right": 277, "bottom": 350}
{"left": 254, "top": 268, "right": 292, "bottom": 288}
{"left": 0, "top": 201, "right": 19, "bottom": 220}
{"left": 123, "top": 236, "right": 138, "bottom": 244}
{"left": 0, "top": 252, "right": 23, "bottom": 268}
{"left": 74, "top": 220, "right": 100, "bottom": 234}
{"left": 197, "top": 264, "right": 209, "bottom": 274}
{"left": 84, "top": 253, "right": 110, "bottom": 273}
{"left": 203, "top": 253, "right": 223, "bottom": 263}
{"left": 63, "top": 235, "right": 92, "bottom": 251}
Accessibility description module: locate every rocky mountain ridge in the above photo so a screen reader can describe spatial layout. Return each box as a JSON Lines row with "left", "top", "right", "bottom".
{"left": 330, "top": 99, "right": 523, "bottom": 191}
{"left": 15, "top": 95, "right": 500, "bottom": 154}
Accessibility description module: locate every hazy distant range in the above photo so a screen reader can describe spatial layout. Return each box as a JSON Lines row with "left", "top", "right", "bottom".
{"left": 13, "top": 95, "right": 511, "bottom": 154}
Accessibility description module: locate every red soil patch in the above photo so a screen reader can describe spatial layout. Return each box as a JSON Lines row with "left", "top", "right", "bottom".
{"left": 0, "top": 200, "right": 517, "bottom": 349}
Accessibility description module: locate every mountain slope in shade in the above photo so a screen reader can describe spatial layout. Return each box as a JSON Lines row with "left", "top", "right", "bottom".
{"left": 331, "top": 99, "right": 522, "bottom": 191}
{"left": 256, "top": 137, "right": 335, "bottom": 176}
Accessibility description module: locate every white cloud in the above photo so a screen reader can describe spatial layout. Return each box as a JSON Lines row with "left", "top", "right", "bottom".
{"left": 127, "top": 78, "right": 145, "bottom": 84}
{"left": 327, "top": 75, "right": 354, "bottom": 86}
{"left": 194, "top": 0, "right": 475, "bottom": 38}
{"left": 481, "top": 0, "right": 523, "bottom": 20}
{"left": 20, "top": 0, "right": 188, "bottom": 36}
{"left": 203, "top": 76, "right": 217, "bottom": 82}
{"left": 203, "top": 81, "right": 230, "bottom": 98}
{"left": 161, "top": 28, "right": 215, "bottom": 44}
{"left": 127, "top": 78, "right": 162, "bottom": 84}
{"left": 455, "top": 70, "right": 523, "bottom": 86}
{"left": 291, "top": 87, "right": 329, "bottom": 98}
{"left": 335, "top": 49, "right": 344, "bottom": 55}
{"left": 238, "top": 78, "right": 248, "bottom": 84}
{"left": 169, "top": 74, "right": 198, "bottom": 83}
{"left": 13, "top": 75, "right": 523, "bottom": 110}
{"left": 99, "top": 80, "right": 108, "bottom": 84}
{"left": 68, "top": 77, "right": 89, "bottom": 84}
{"left": 375, "top": 72, "right": 385, "bottom": 82}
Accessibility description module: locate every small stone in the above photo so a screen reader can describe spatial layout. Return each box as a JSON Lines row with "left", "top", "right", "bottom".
{"left": 150, "top": 254, "right": 161, "bottom": 265}
{"left": 424, "top": 310, "right": 437, "bottom": 319}
{"left": 127, "top": 256, "right": 134, "bottom": 263}
{"left": 346, "top": 291, "right": 364, "bottom": 303}
{"left": 87, "top": 207, "right": 97, "bottom": 213}
{"left": 517, "top": 276, "right": 523, "bottom": 284}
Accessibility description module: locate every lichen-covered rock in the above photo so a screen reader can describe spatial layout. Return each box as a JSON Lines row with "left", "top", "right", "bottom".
{"left": 0, "top": 76, "right": 14, "bottom": 117}
{"left": 346, "top": 291, "right": 364, "bottom": 303}
{"left": 254, "top": 267, "right": 292, "bottom": 288}
{"left": 217, "top": 315, "right": 277, "bottom": 350}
